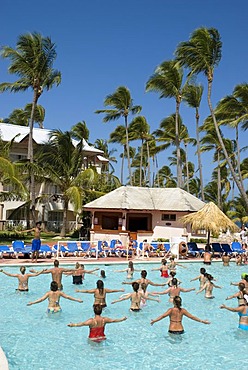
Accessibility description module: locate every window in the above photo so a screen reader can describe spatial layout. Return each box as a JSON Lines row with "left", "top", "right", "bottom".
{"left": 161, "top": 214, "right": 176, "bottom": 221}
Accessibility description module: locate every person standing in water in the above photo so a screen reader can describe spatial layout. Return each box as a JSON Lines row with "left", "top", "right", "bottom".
{"left": 27, "top": 281, "right": 83, "bottom": 313}
{"left": 122, "top": 270, "right": 166, "bottom": 290}
{"left": 190, "top": 268, "right": 207, "bottom": 289}
{"left": 152, "top": 259, "right": 169, "bottom": 278}
{"left": 151, "top": 296, "right": 210, "bottom": 334}
{"left": 68, "top": 304, "right": 127, "bottom": 342}
{"left": 196, "top": 273, "right": 222, "bottom": 299}
{"left": 0, "top": 266, "right": 46, "bottom": 292}
{"left": 220, "top": 294, "right": 248, "bottom": 331}
{"left": 64, "top": 262, "right": 99, "bottom": 285}
{"left": 111, "top": 282, "right": 160, "bottom": 311}
{"left": 76, "top": 280, "right": 124, "bottom": 308}
{"left": 115, "top": 261, "right": 139, "bottom": 279}
{"left": 153, "top": 278, "right": 195, "bottom": 303}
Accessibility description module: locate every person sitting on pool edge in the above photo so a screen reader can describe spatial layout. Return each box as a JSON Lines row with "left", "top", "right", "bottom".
{"left": 68, "top": 304, "right": 127, "bottom": 342}
{"left": 150, "top": 295, "right": 210, "bottom": 334}
{"left": 27, "top": 281, "right": 83, "bottom": 313}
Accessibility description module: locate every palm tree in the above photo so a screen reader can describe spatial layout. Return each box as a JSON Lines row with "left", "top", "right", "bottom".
{"left": 175, "top": 27, "right": 248, "bottom": 210}
{"left": 94, "top": 138, "right": 117, "bottom": 174}
{"left": 8, "top": 104, "right": 45, "bottom": 128}
{"left": 109, "top": 125, "right": 127, "bottom": 185}
{"left": 183, "top": 82, "right": 205, "bottom": 200}
{"left": 129, "top": 116, "right": 150, "bottom": 186}
{"left": 155, "top": 166, "right": 177, "bottom": 188}
{"left": 146, "top": 60, "right": 187, "bottom": 188}
{"left": 36, "top": 130, "right": 95, "bottom": 237}
{"left": 0, "top": 33, "right": 61, "bottom": 222}
{"left": 95, "top": 86, "right": 142, "bottom": 185}
{"left": 71, "top": 121, "right": 90, "bottom": 171}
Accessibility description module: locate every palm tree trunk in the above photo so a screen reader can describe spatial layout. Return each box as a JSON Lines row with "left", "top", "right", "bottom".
{"left": 235, "top": 125, "right": 242, "bottom": 184}
{"left": 146, "top": 140, "right": 151, "bottom": 187}
{"left": 60, "top": 198, "right": 69, "bottom": 237}
{"left": 207, "top": 77, "right": 248, "bottom": 211}
{"left": 175, "top": 99, "right": 182, "bottom": 188}
{"left": 139, "top": 139, "right": 144, "bottom": 187}
{"left": 217, "top": 150, "right": 221, "bottom": 208}
{"left": 195, "top": 108, "right": 205, "bottom": 201}
{"left": 184, "top": 142, "right": 190, "bottom": 193}
{"left": 28, "top": 90, "right": 39, "bottom": 225}
{"left": 124, "top": 116, "right": 132, "bottom": 185}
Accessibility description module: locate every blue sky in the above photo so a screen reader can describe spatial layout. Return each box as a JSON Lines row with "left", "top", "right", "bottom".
{"left": 1, "top": 0, "right": 248, "bottom": 184}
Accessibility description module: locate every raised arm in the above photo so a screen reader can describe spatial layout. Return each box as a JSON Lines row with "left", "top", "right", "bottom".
{"left": 148, "top": 280, "right": 167, "bottom": 287}
{"left": 75, "top": 288, "right": 96, "bottom": 294}
{"left": 196, "top": 283, "right": 207, "bottom": 294}
{"left": 27, "top": 269, "right": 47, "bottom": 278}
{"left": 27, "top": 292, "right": 49, "bottom": 306}
{"left": 190, "top": 275, "right": 201, "bottom": 282}
{"left": 105, "top": 288, "right": 125, "bottom": 293}
{"left": 111, "top": 294, "right": 132, "bottom": 304}
{"left": 152, "top": 287, "right": 170, "bottom": 295}
{"left": 68, "top": 318, "right": 92, "bottom": 327}
{"left": 180, "top": 287, "right": 195, "bottom": 293}
{"left": 114, "top": 269, "right": 128, "bottom": 273}
{"left": 182, "top": 308, "right": 210, "bottom": 324}
{"left": 226, "top": 292, "right": 239, "bottom": 300}
{"left": 104, "top": 316, "right": 127, "bottom": 324}
{"left": 0, "top": 270, "right": 18, "bottom": 277}
{"left": 60, "top": 292, "right": 83, "bottom": 303}
{"left": 84, "top": 268, "right": 100, "bottom": 274}
{"left": 213, "top": 283, "right": 222, "bottom": 289}
{"left": 220, "top": 304, "right": 243, "bottom": 313}
{"left": 150, "top": 308, "right": 172, "bottom": 325}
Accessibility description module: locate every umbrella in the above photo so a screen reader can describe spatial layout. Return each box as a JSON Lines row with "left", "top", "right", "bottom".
{"left": 180, "top": 202, "right": 239, "bottom": 244}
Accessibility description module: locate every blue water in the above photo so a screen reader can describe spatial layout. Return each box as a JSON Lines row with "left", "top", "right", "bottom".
{"left": 0, "top": 261, "right": 247, "bottom": 370}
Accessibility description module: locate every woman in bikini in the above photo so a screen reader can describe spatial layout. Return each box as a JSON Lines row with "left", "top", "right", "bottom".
{"left": 0, "top": 266, "right": 46, "bottom": 292}
{"left": 111, "top": 282, "right": 159, "bottom": 311}
{"left": 115, "top": 261, "right": 139, "bottom": 279}
{"left": 226, "top": 282, "right": 247, "bottom": 306}
{"left": 68, "top": 304, "right": 127, "bottom": 341}
{"left": 196, "top": 273, "right": 222, "bottom": 299}
{"left": 153, "top": 278, "right": 195, "bottom": 303}
{"left": 122, "top": 270, "right": 166, "bottom": 291}
{"left": 27, "top": 281, "right": 82, "bottom": 313}
{"left": 64, "top": 262, "right": 99, "bottom": 285}
{"left": 76, "top": 279, "right": 124, "bottom": 308}
{"left": 190, "top": 267, "right": 207, "bottom": 289}
{"left": 152, "top": 259, "right": 169, "bottom": 278}
{"left": 220, "top": 294, "right": 248, "bottom": 331}
{"left": 151, "top": 296, "right": 210, "bottom": 334}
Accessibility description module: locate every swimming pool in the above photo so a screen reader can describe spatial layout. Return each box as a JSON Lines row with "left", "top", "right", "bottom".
{"left": 0, "top": 261, "right": 247, "bottom": 370}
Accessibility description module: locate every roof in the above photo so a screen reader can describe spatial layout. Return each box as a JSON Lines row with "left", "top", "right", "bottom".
{"left": 0, "top": 122, "right": 104, "bottom": 155}
{"left": 83, "top": 186, "right": 205, "bottom": 211}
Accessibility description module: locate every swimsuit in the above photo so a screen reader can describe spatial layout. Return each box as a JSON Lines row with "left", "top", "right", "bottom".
{"left": 168, "top": 330, "right": 184, "bottom": 334}
{"left": 89, "top": 319, "right": 106, "bottom": 341}
{"left": 238, "top": 308, "right": 248, "bottom": 330}
{"left": 16, "top": 289, "right": 28, "bottom": 292}
{"left": 161, "top": 270, "right": 169, "bottom": 278}
{"left": 203, "top": 262, "right": 211, "bottom": 265}
{"left": 73, "top": 275, "right": 83, "bottom": 284}
{"left": 47, "top": 307, "right": 62, "bottom": 313}
{"left": 32, "top": 239, "right": 41, "bottom": 251}
{"left": 130, "top": 308, "right": 141, "bottom": 312}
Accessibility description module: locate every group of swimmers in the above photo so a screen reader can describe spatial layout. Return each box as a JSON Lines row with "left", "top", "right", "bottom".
{"left": 1, "top": 258, "right": 248, "bottom": 341}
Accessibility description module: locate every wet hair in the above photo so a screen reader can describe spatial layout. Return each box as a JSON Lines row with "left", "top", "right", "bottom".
{"left": 51, "top": 281, "right": 58, "bottom": 291}
{"left": 54, "top": 260, "right": 59, "bottom": 267}
{"left": 75, "top": 262, "right": 80, "bottom": 269}
{"left": 128, "top": 261, "right": 134, "bottom": 272}
{"left": 200, "top": 268, "right": 206, "bottom": 274}
{"left": 93, "top": 304, "right": 103, "bottom": 315}
{"left": 205, "top": 244, "right": 212, "bottom": 252}
{"left": 173, "top": 296, "right": 182, "bottom": 310}
{"left": 238, "top": 283, "right": 246, "bottom": 292}
{"left": 171, "top": 278, "right": 178, "bottom": 286}
{"left": 206, "top": 273, "right": 213, "bottom": 282}
{"left": 20, "top": 266, "right": 26, "bottom": 274}
{"left": 97, "top": 279, "right": 104, "bottom": 295}
{"left": 170, "top": 271, "right": 176, "bottom": 277}
{"left": 141, "top": 282, "right": 147, "bottom": 292}
{"left": 162, "top": 259, "right": 167, "bottom": 266}
{"left": 132, "top": 282, "right": 139, "bottom": 293}
{"left": 141, "top": 270, "right": 147, "bottom": 278}
{"left": 100, "top": 270, "right": 106, "bottom": 278}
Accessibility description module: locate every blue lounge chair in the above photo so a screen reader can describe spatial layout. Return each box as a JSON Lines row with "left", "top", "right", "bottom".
{"left": 12, "top": 240, "right": 26, "bottom": 257}
{"left": 52, "top": 244, "right": 68, "bottom": 257}
{"left": 231, "top": 241, "right": 246, "bottom": 254}
{"left": 211, "top": 243, "right": 224, "bottom": 257}
{"left": 187, "top": 242, "right": 204, "bottom": 257}
{"left": 0, "top": 245, "right": 14, "bottom": 258}
{"left": 80, "top": 241, "right": 91, "bottom": 257}
{"left": 39, "top": 245, "right": 53, "bottom": 258}
{"left": 66, "top": 242, "right": 80, "bottom": 256}
{"left": 221, "top": 243, "right": 234, "bottom": 255}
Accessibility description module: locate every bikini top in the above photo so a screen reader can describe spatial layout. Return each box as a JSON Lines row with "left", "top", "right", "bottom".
{"left": 238, "top": 308, "right": 248, "bottom": 317}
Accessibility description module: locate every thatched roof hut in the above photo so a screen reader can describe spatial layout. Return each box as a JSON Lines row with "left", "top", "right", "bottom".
{"left": 180, "top": 201, "right": 239, "bottom": 243}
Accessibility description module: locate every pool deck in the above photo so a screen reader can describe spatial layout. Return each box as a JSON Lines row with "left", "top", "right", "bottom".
{"left": 0, "top": 255, "right": 227, "bottom": 267}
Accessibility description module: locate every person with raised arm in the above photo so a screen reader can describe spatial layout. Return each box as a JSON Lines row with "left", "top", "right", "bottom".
{"left": 30, "top": 259, "right": 74, "bottom": 290}
{"left": 18, "top": 221, "right": 42, "bottom": 263}
{"left": 76, "top": 279, "right": 124, "bottom": 308}
{"left": 27, "top": 281, "right": 83, "bottom": 313}
{"left": 196, "top": 273, "right": 222, "bottom": 299}
{"left": 112, "top": 282, "right": 160, "bottom": 311}
{"left": 230, "top": 273, "right": 248, "bottom": 289}
{"left": 68, "top": 304, "right": 127, "bottom": 342}
{"left": 122, "top": 270, "right": 166, "bottom": 290}
{"left": 63, "top": 262, "right": 99, "bottom": 285}
{"left": 114, "top": 260, "right": 140, "bottom": 279}
{"left": 226, "top": 282, "right": 247, "bottom": 306}
{"left": 190, "top": 267, "right": 207, "bottom": 289}
{"left": 151, "top": 296, "right": 210, "bottom": 334}
{"left": 152, "top": 278, "right": 195, "bottom": 303}
{"left": 220, "top": 294, "right": 248, "bottom": 331}
{"left": 151, "top": 259, "right": 169, "bottom": 278}
{"left": 0, "top": 266, "right": 46, "bottom": 292}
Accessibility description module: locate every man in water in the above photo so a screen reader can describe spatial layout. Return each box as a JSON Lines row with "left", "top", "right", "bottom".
{"left": 0, "top": 266, "right": 46, "bottom": 291}
{"left": 30, "top": 259, "right": 74, "bottom": 290}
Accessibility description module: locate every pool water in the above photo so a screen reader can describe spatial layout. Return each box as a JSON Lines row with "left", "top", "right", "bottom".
{"left": 0, "top": 261, "right": 247, "bottom": 370}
